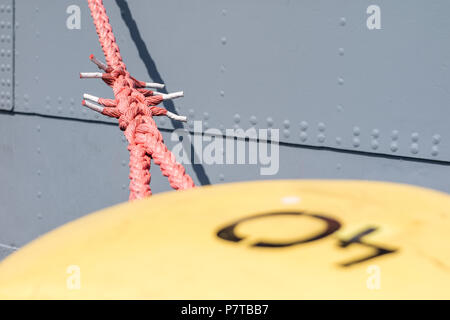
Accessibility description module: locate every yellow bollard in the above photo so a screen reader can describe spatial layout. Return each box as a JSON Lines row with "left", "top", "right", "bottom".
{"left": 0, "top": 180, "right": 449, "bottom": 299}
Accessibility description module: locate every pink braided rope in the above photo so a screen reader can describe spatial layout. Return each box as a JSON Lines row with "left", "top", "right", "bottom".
{"left": 85, "top": 0, "right": 195, "bottom": 199}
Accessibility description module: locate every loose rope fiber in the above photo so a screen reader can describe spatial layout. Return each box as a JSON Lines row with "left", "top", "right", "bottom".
{"left": 81, "top": 0, "right": 195, "bottom": 200}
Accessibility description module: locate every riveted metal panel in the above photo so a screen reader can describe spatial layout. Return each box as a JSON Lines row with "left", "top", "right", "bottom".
{"left": 13, "top": 0, "right": 450, "bottom": 163}
{"left": 0, "top": 0, "right": 13, "bottom": 110}
{"left": 14, "top": 0, "right": 110, "bottom": 117}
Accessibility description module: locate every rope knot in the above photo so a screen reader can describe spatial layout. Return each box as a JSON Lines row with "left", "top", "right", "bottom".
{"left": 131, "top": 91, "right": 146, "bottom": 104}
{"left": 81, "top": 2, "right": 195, "bottom": 199}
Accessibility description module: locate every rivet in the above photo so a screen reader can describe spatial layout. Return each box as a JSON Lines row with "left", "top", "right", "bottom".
{"left": 283, "top": 129, "right": 290, "bottom": 138}
{"left": 335, "top": 137, "right": 342, "bottom": 145}
{"left": 337, "top": 105, "right": 343, "bottom": 112}
{"left": 221, "top": 37, "right": 227, "bottom": 45}
{"left": 300, "top": 132, "right": 308, "bottom": 142}
{"left": 233, "top": 114, "right": 241, "bottom": 123}
{"left": 390, "top": 142, "right": 398, "bottom": 152}
{"left": 338, "top": 48, "right": 344, "bottom": 56}
{"left": 250, "top": 116, "right": 257, "bottom": 125}
{"left": 283, "top": 120, "right": 290, "bottom": 129}
{"left": 371, "top": 129, "right": 380, "bottom": 138}
{"left": 318, "top": 122, "right": 325, "bottom": 132}
{"left": 318, "top": 133, "right": 326, "bottom": 143}
{"left": 411, "top": 132, "right": 419, "bottom": 142}
{"left": 338, "top": 77, "right": 344, "bottom": 85}
{"left": 353, "top": 138, "right": 360, "bottom": 148}
{"left": 410, "top": 143, "right": 419, "bottom": 154}
{"left": 431, "top": 146, "right": 439, "bottom": 156}
{"left": 391, "top": 130, "right": 399, "bottom": 140}
{"left": 353, "top": 126, "right": 360, "bottom": 136}
{"left": 371, "top": 140, "right": 379, "bottom": 150}
{"left": 203, "top": 112, "right": 209, "bottom": 120}
{"left": 266, "top": 117, "right": 274, "bottom": 127}
{"left": 432, "top": 134, "right": 441, "bottom": 144}
{"left": 339, "top": 17, "right": 346, "bottom": 26}
{"left": 300, "top": 121, "right": 308, "bottom": 131}
{"left": 220, "top": 90, "right": 225, "bottom": 97}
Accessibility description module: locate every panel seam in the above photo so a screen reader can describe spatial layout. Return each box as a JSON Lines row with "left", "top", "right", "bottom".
{"left": 1, "top": 109, "right": 450, "bottom": 167}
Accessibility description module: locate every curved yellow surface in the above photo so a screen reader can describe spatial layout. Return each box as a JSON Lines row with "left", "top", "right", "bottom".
{"left": 0, "top": 180, "right": 450, "bottom": 299}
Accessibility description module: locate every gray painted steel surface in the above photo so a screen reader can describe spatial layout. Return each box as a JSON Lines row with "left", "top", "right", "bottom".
{"left": 1, "top": 0, "right": 449, "bottom": 259}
